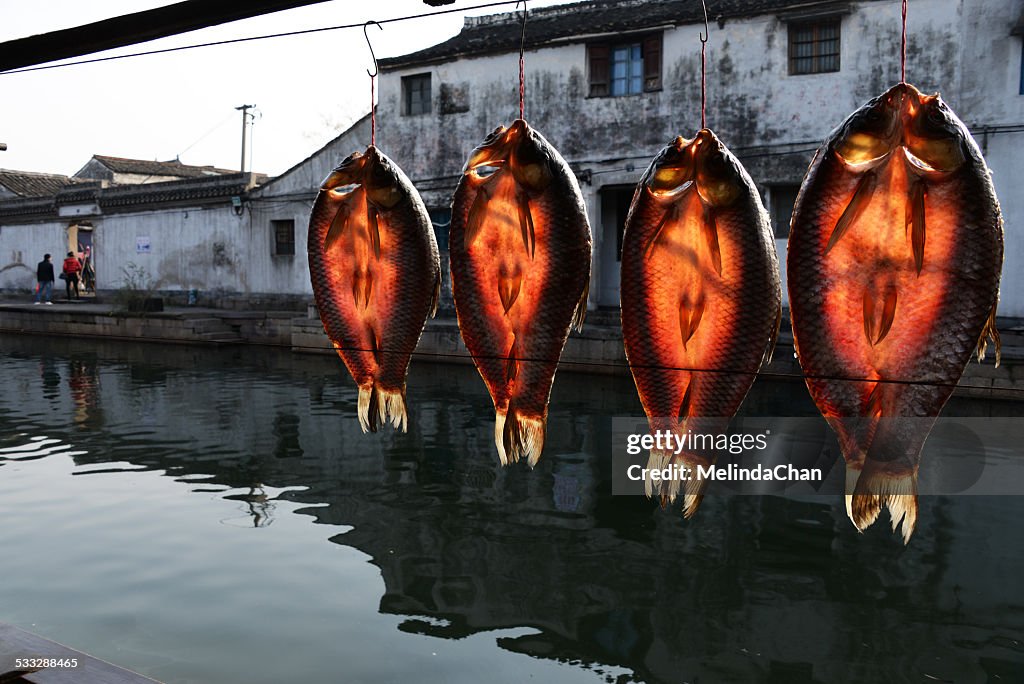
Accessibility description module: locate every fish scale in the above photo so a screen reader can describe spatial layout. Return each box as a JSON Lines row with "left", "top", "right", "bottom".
{"left": 788, "top": 83, "right": 1003, "bottom": 542}
{"left": 621, "top": 129, "right": 781, "bottom": 516}
{"left": 308, "top": 146, "right": 441, "bottom": 434}
{"left": 450, "top": 119, "right": 591, "bottom": 467}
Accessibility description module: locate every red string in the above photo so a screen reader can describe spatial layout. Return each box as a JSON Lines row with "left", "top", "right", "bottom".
{"left": 700, "top": 40, "right": 706, "bottom": 129}
{"left": 519, "top": 48, "right": 525, "bottom": 120}
{"left": 517, "top": 1, "right": 527, "bottom": 120}
{"left": 370, "top": 74, "right": 376, "bottom": 147}
{"left": 900, "top": 0, "right": 907, "bottom": 83}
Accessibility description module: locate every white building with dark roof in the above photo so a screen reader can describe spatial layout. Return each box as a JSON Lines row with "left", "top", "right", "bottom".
{"left": 253, "top": 0, "right": 1024, "bottom": 317}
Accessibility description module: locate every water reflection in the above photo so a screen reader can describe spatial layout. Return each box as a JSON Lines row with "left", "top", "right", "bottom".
{"left": 1, "top": 335, "right": 1022, "bottom": 683}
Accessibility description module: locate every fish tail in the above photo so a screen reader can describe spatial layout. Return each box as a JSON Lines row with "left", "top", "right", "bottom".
{"left": 495, "top": 405, "right": 546, "bottom": 467}
{"left": 375, "top": 385, "right": 409, "bottom": 433}
{"left": 848, "top": 466, "right": 919, "bottom": 544}
{"left": 976, "top": 302, "right": 1001, "bottom": 367}
{"left": 644, "top": 449, "right": 707, "bottom": 518}
{"left": 356, "top": 382, "right": 378, "bottom": 434}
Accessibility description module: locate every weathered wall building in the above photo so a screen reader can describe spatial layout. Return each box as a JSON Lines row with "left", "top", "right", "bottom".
{"left": 256, "top": 0, "right": 1024, "bottom": 317}
{"left": 0, "top": 0, "right": 1020, "bottom": 316}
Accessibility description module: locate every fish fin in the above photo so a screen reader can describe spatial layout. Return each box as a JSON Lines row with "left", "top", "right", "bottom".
{"left": 875, "top": 287, "right": 898, "bottom": 345}
{"left": 976, "top": 303, "right": 1001, "bottom": 367}
{"left": 356, "top": 382, "right": 378, "bottom": 434}
{"left": 516, "top": 188, "right": 536, "bottom": 258}
{"left": 850, "top": 470, "right": 918, "bottom": 544}
{"left": 464, "top": 183, "right": 492, "bottom": 250}
{"left": 643, "top": 206, "right": 675, "bottom": 260}
{"left": 494, "top": 410, "right": 508, "bottom": 465}
{"left": 909, "top": 181, "right": 926, "bottom": 275}
{"left": 865, "top": 382, "right": 883, "bottom": 418}
{"left": 762, "top": 306, "right": 782, "bottom": 366}
{"left": 645, "top": 449, "right": 670, "bottom": 499}
{"left": 351, "top": 270, "right": 373, "bottom": 311}
{"left": 863, "top": 288, "right": 876, "bottom": 345}
{"left": 369, "top": 331, "right": 382, "bottom": 367}
{"left": 680, "top": 475, "right": 708, "bottom": 519}
{"left": 375, "top": 385, "right": 408, "bottom": 432}
{"left": 679, "top": 296, "right": 706, "bottom": 349}
{"left": 367, "top": 205, "right": 382, "bottom": 259}
{"left": 324, "top": 205, "right": 349, "bottom": 251}
{"left": 702, "top": 205, "right": 723, "bottom": 276}
{"left": 499, "top": 404, "right": 546, "bottom": 467}
{"left": 826, "top": 171, "right": 876, "bottom": 254}
{"left": 498, "top": 270, "right": 523, "bottom": 315}
{"left": 428, "top": 271, "right": 441, "bottom": 319}
{"left": 678, "top": 376, "right": 694, "bottom": 420}
{"left": 571, "top": 279, "right": 589, "bottom": 332}
{"left": 505, "top": 337, "right": 519, "bottom": 383}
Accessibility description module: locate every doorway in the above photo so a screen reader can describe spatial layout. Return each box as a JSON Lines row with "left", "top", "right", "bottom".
{"left": 598, "top": 186, "right": 635, "bottom": 307}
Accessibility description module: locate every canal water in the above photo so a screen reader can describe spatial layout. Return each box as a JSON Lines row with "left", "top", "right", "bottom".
{"left": 0, "top": 335, "right": 1021, "bottom": 684}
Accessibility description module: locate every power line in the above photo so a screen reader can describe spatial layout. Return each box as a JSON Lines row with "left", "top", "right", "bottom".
{"left": 0, "top": 1, "right": 522, "bottom": 76}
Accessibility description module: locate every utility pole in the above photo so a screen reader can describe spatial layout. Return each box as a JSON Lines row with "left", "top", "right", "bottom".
{"left": 235, "top": 104, "right": 255, "bottom": 173}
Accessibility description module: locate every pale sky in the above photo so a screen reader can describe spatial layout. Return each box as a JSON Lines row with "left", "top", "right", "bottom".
{"left": 0, "top": 0, "right": 571, "bottom": 178}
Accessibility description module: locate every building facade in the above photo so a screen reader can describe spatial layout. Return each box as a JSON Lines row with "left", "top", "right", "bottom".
{"left": 1, "top": 0, "right": 1020, "bottom": 316}
{"left": 255, "top": 0, "right": 1024, "bottom": 317}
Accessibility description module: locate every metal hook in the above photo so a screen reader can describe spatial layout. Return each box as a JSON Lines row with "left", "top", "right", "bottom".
{"left": 698, "top": 0, "right": 709, "bottom": 43}
{"left": 363, "top": 20, "right": 383, "bottom": 78}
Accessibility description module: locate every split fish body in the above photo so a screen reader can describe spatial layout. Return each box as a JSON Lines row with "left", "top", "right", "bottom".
{"left": 788, "top": 83, "right": 1003, "bottom": 542}
{"left": 621, "top": 129, "right": 782, "bottom": 516}
{"left": 308, "top": 146, "right": 441, "bottom": 433}
{"left": 450, "top": 119, "right": 592, "bottom": 466}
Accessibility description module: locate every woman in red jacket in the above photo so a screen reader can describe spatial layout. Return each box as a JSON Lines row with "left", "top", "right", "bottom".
{"left": 62, "top": 251, "right": 82, "bottom": 300}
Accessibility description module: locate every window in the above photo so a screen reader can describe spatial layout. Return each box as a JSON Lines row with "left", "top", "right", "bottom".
{"left": 402, "top": 74, "right": 432, "bottom": 115}
{"left": 272, "top": 219, "right": 295, "bottom": 256}
{"left": 428, "top": 208, "right": 451, "bottom": 251}
{"left": 769, "top": 185, "right": 800, "bottom": 239}
{"left": 1020, "top": 41, "right": 1024, "bottom": 95}
{"left": 788, "top": 19, "right": 840, "bottom": 74}
{"left": 588, "top": 34, "right": 662, "bottom": 97}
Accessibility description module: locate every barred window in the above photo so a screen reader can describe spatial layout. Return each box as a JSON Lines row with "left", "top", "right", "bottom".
{"left": 272, "top": 219, "right": 295, "bottom": 256}
{"left": 788, "top": 19, "right": 841, "bottom": 75}
{"left": 402, "top": 74, "right": 432, "bottom": 116}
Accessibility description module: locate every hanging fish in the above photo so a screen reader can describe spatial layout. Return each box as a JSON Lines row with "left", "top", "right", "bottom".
{"left": 308, "top": 146, "right": 441, "bottom": 432}
{"left": 621, "top": 129, "right": 782, "bottom": 516}
{"left": 788, "top": 83, "right": 1003, "bottom": 542}
{"left": 450, "top": 119, "right": 592, "bottom": 466}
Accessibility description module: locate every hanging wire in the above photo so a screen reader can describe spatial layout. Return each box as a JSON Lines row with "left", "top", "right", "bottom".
{"left": 900, "top": 0, "right": 908, "bottom": 83}
{"left": 699, "top": 0, "right": 709, "bottom": 129}
{"left": 364, "top": 20, "right": 383, "bottom": 147}
{"left": 516, "top": 0, "right": 528, "bottom": 120}
{"left": 0, "top": 0, "right": 521, "bottom": 76}
{"left": 289, "top": 339, "right": 1017, "bottom": 394}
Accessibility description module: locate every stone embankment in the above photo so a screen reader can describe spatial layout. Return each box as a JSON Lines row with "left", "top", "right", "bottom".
{"left": 1, "top": 299, "right": 1021, "bottom": 400}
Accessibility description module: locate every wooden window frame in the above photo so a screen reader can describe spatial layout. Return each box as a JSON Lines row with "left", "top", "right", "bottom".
{"left": 788, "top": 19, "right": 841, "bottom": 75}
{"left": 588, "top": 32, "right": 662, "bottom": 97}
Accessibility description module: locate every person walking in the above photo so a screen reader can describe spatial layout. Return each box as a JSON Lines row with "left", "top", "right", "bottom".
{"left": 34, "top": 253, "right": 55, "bottom": 304}
{"left": 62, "top": 251, "right": 82, "bottom": 300}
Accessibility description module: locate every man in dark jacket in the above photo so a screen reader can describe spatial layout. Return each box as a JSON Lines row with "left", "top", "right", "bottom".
{"left": 34, "top": 253, "right": 55, "bottom": 304}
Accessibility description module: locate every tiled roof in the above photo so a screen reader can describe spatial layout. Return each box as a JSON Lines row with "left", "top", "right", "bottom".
{"left": 0, "top": 169, "right": 74, "bottom": 197}
{"left": 0, "top": 172, "right": 267, "bottom": 220}
{"left": 380, "top": 0, "right": 864, "bottom": 68}
{"left": 87, "top": 155, "right": 238, "bottom": 178}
